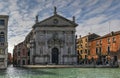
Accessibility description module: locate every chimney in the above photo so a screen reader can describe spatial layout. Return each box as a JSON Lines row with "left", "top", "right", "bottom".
{"left": 79, "top": 35, "right": 81, "bottom": 38}
{"left": 88, "top": 32, "right": 91, "bottom": 35}
{"left": 111, "top": 31, "right": 114, "bottom": 36}
{"left": 73, "top": 16, "right": 75, "bottom": 22}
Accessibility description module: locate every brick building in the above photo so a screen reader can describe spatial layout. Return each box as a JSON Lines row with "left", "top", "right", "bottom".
{"left": 90, "top": 31, "right": 120, "bottom": 66}
{"left": 13, "top": 42, "right": 30, "bottom": 66}
{"left": 8, "top": 53, "right": 12, "bottom": 65}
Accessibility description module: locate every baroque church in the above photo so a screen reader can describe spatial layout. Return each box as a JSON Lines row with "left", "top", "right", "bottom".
{"left": 30, "top": 7, "right": 78, "bottom": 65}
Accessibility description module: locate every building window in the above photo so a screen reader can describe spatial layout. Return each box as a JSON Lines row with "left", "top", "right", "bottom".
{"left": 81, "top": 50, "right": 82, "bottom": 54}
{"left": 85, "top": 38, "right": 87, "bottom": 42}
{"left": 96, "top": 48, "right": 98, "bottom": 54}
{"left": 1, "top": 42, "right": 4, "bottom": 46}
{"left": 22, "top": 49, "right": 25, "bottom": 55}
{"left": 88, "top": 50, "right": 90, "bottom": 55}
{"left": 0, "top": 58, "right": 4, "bottom": 62}
{"left": 80, "top": 44, "right": 82, "bottom": 48}
{"left": 18, "top": 60, "right": 20, "bottom": 65}
{"left": 28, "top": 60, "right": 30, "bottom": 65}
{"left": 108, "top": 46, "right": 110, "bottom": 54}
{"left": 107, "top": 38, "right": 110, "bottom": 44}
{"left": 96, "top": 41, "right": 99, "bottom": 46}
{"left": 22, "top": 60, "right": 25, "bottom": 65}
{"left": 85, "top": 55, "right": 87, "bottom": 59}
{"left": 18, "top": 51, "right": 20, "bottom": 56}
{"left": 85, "top": 49, "right": 87, "bottom": 54}
{"left": 99, "top": 47, "right": 101, "bottom": 55}
{"left": 100, "top": 40, "right": 102, "bottom": 45}
{"left": 77, "top": 50, "right": 79, "bottom": 54}
{"left": 112, "top": 37, "right": 116, "bottom": 43}
{"left": 80, "top": 39, "right": 83, "bottom": 43}
{"left": 0, "top": 20, "right": 5, "bottom": 25}
{"left": 0, "top": 32, "right": 5, "bottom": 42}
{"left": 85, "top": 44, "right": 87, "bottom": 47}
{"left": 0, "top": 49, "right": 4, "bottom": 54}
{"left": 28, "top": 50, "right": 30, "bottom": 56}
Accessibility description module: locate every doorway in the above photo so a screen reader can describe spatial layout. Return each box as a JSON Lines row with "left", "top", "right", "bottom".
{"left": 52, "top": 47, "right": 59, "bottom": 64}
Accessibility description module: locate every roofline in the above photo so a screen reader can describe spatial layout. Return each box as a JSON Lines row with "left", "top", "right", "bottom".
{"left": 32, "top": 14, "right": 78, "bottom": 28}
{"left": 91, "top": 30, "right": 120, "bottom": 41}
{"left": 78, "top": 33, "right": 100, "bottom": 39}
{"left": 0, "top": 15, "right": 9, "bottom": 18}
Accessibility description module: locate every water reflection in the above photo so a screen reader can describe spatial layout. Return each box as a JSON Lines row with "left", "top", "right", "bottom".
{"left": 0, "top": 65, "right": 120, "bottom": 78}
{"left": 0, "top": 65, "right": 58, "bottom": 78}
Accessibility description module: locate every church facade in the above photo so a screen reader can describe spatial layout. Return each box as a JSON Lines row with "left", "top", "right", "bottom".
{"left": 29, "top": 8, "right": 78, "bottom": 65}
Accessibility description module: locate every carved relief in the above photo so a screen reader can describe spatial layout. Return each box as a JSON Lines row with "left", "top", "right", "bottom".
{"left": 47, "top": 33, "right": 64, "bottom": 48}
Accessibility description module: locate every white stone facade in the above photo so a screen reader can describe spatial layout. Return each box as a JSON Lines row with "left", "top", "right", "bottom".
{"left": 30, "top": 12, "right": 78, "bottom": 65}
{"left": 0, "top": 15, "right": 9, "bottom": 69}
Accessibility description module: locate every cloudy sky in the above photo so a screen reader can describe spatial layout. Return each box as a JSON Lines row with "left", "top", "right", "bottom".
{"left": 0, "top": 0, "right": 120, "bottom": 53}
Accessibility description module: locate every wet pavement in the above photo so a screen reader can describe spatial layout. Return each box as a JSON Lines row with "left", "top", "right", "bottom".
{"left": 0, "top": 65, "right": 120, "bottom": 78}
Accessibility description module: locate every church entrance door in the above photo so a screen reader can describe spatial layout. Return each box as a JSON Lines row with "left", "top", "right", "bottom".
{"left": 52, "top": 47, "right": 59, "bottom": 64}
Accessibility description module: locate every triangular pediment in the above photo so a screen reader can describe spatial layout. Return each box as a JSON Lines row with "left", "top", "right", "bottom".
{"left": 33, "top": 14, "right": 78, "bottom": 28}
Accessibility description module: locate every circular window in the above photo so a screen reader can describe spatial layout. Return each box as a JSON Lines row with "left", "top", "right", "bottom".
{"left": 53, "top": 19, "right": 58, "bottom": 24}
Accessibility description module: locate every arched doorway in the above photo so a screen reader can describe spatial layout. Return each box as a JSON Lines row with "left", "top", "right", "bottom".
{"left": 52, "top": 47, "right": 59, "bottom": 64}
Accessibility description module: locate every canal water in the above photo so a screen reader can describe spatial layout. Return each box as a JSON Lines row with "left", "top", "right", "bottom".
{"left": 0, "top": 65, "right": 120, "bottom": 78}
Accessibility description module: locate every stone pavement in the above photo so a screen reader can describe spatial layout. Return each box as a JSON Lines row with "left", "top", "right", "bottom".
{"left": 21, "top": 65, "right": 118, "bottom": 69}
